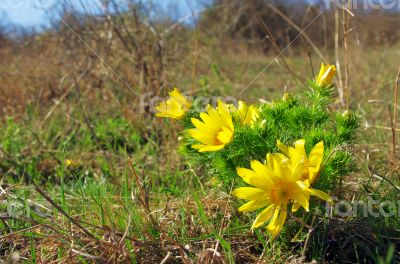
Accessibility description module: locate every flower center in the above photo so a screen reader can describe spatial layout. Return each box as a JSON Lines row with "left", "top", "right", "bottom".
{"left": 301, "top": 168, "right": 309, "bottom": 180}
{"left": 269, "top": 181, "right": 298, "bottom": 204}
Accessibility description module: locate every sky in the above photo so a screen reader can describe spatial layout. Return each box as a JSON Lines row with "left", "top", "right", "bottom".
{"left": 0, "top": 0, "right": 208, "bottom": 30}
{"left": 3, "top": 0, "right": 396, "bottom": 30}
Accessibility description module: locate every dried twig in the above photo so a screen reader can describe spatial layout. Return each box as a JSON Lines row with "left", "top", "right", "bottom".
{"left": 392, "top": 67, "right": 400, "bottom": 165}
{"left": 0, "top": 224, "right": 42, "bottom": 240}
{"left": 212, "top": 183, "right": 234, "bottom": 263}
{"left": 251, "top": 4, "right": 306, "bottom": 84}
{"left": 32, "top": 183, "right": 98, "bottom": 240}
{"left": 301, "top": 216, "right": 316, "bottom": 260}
{"left": 267, "top": 4, "right": 326, "bottom": 62}
{"left": 127, "top": 158, "right": 158, "bottom": 228}
{"left": 40, "top": 71, "right": 87, "bottom": 127}
{"left": 160, "top": 251, "right": 171, "bottom": 264}
{"left": 342, "top": 1, "right": 352, "bottom": 109}
{"left": 71, "top": 248, "right": 106, "bottom": 263}
{"left": 334, "top": 6, "right": 345, "bottom": 106}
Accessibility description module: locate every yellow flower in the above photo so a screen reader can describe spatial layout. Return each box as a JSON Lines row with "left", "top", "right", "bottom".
{"left": 342, "top": 110, "right": 350, "bottom": 118}
{"left": 233, "top": 101, "right": 260, "bottom": 126}
{"left": 277, "top": 139, "right": 324, "bottom": 184}
{"left": 233, "top": 153, "right": 331, "bottom": 240}
{"left": 155, "top": 88, "right": 191, "bottom": 119}
{"left": 315, "top": 63, "right": 336, "bottom": 86}
{"left": 189, "top": 100, "right": 234, "bottom": 152}
{"left": 282, "top": 92, "right": 289, "bottom": 102}
{"left": 64, "top": 159, "right": 77, "bottom": 168}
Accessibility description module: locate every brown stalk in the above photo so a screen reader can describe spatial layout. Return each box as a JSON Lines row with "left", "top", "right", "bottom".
{"left": 301, "top": 216, "right": 317, "bottom": 260}
{"left": 185, "top": 0, "right": 200, "bottom": 80}
{"left": 342, "top": 1, "right": 351, "bottom": 109}
{"left": 127, "top": 157, "right": 158, "bottom": 228}
{"left": 322, "top": 11, "right": 328, "bottom": 53}
{"left": 73, "top": 78, "right": 101, "bottom": 147}
{"left": 0, "top": 224, "right": 41, "bottom": 240}
{"left": 71, "top": 249, "right": 106, "bottom": 263}
{"left": 267, "top": 3, "right": 327, "bottom": 63}
{"left": 40, "top": 71, "right": 87, "bottom": 127}
{"left": 212, "top": 182, "right": 234, "bottom": 263}
{"left": 32, "top": 183, "right": 98, "bottom": 240}
{"left": 251, "top": 3, "right": 306, "bottom": 84}
{"left": 392, "top": 67, "right": 400, "bottom": 165}
{"left": 307, "top": 45, "right": 315, "bottom": 79}
{"left": 334, "top": 5, "right": 345, "bottom": 106}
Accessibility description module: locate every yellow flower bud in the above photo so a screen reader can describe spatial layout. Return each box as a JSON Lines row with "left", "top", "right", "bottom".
{"left": 259, "top": 119, "right": 267, "bottom": 129}
{"left": 64, "top": 159, "right": 76, "bottom": 168}
{"left": 315, "top": 63, "right": 336, "bottom": 86}
{"left": 235, "top": 101, "right": 260, "bottom": 126}
{"left": 342, "top": 110, "right": 350, "bottom": 118}
{"left": 282, "top": 93, "right": 289, "bottom": 102}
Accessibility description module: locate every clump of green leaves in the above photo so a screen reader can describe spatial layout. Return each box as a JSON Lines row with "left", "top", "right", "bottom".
{"left": 180, "top": 83, "right": 359, "bottom": 195}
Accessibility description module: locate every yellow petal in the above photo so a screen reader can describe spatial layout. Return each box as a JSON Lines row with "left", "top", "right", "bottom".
{"left": 277, "top": 140, "right": 289, "bottom": 156}
{"left": 265, "top": 153, "right": 288, "bottom": 179}
{"left": 288, "top": 156, "right": 305, "bottom": 181}
{"left": 267, "top": 206, "right": 281, "bottom": 231}
{"left": 248, "top": 105, "right": 259, "bottom": 123}
{"left": 156, "top": 111, "right": 183, "bottom": 119}
{"left": 190, "top": 131, "right": 215, "bottom": 145}
{"left": 169, "top": 88, "right": 187, "bottom": 105}
{"left": 236, "top": 167, "right": 270, "bottom": 190}
{"left": 199, "top": 112, "right": 219, "bottom": 129}
{"left": 267, "top": 206, "right": 287, "bottom": 241}
{"left": 217, "top": 126, "right": 233, "bottom": 144}
{"left": 293, "top": 139, "right": 307, "bottom": 158}
{"left": 252, "top": 204, "right": 275, "bottom": 229}
{"left": 316, "top": 63, "right": 336, "bottom": 86}
{"left": 236, "top": 101, "right": 259, "bottom": 126}
{"left": 292, "top": 202, "right": 301, "bottom": 212}
{"left": 233, "top": 187, "right": 266, "bottom": 200}
{"left": 218, "top": 101, "right": 234, "bottom": 130}
{"left": 309, "top": 141, "right": 324, "bottom": 165}
{"left": 250, "top": 160, "right": 269, "bottom": 178}
{"left": 308, "top": 141, "right": 324, "bottom": 183}
{"left": 308, "top": 188, "right": 332, "bottom": 202}
{"left": 191, "top": 118, "right": 208, "bottom": 131}
{"left": 238, "top": 198, "right": 270, "bottom": 212}
{"left": 237, "top": 101, "right": 247, "bottom": 115}
{"left": 236, "top": 167, "right": 258, "bottom": 179}
{"left": 293, "top": 193, "right": 310, "bottom": 212}
{"left": 192, "top": 144, "right": 225, "bottom": 152}
{"left": 276, "top": 207, "right": 287, "bottom": 229}
{"left": 155, "top": 88, "right": 191, "bottom": 119}
{"left": 317, "top": 63, "right": 326, "bottom": 77}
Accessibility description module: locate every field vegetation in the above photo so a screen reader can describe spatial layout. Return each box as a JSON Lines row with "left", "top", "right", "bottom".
{"left": 0, "top": 0, "right": 400, "bottom": 263}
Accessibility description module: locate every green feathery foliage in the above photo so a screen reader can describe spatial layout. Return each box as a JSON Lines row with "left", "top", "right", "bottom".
{"left": 180, "top": 83, "right": 360, "bottom": 195}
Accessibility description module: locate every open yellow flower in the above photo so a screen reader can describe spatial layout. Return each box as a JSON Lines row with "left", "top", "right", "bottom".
{"left": 189, "top": 100, "right": 234, "bottom": 152}
{"left": 233, "top": 152, "right": 331, "bottom": 240}
{"left": 232, "top": 101, "right": 260, "bottom": 126}
{"left": 315, "top": 63, "right": 336, "bottom": 86}
{"left": 155, "top": 88, "right": 191, "bottom": 119}
{"left": 277, "top": 139, "right": 324, "bottom": 184}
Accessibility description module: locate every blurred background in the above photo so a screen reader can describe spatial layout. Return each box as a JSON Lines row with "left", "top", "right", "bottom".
{"left": 0, "top": 0, "right": 399, "bottom": 117}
